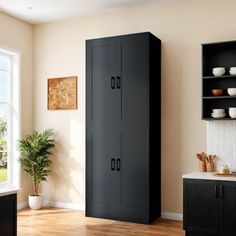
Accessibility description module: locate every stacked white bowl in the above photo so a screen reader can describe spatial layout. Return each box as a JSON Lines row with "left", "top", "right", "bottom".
{"left": 212, "top": 67, "right": 225, "bottom": 76}
{"left": 229, "top": 67, "right": 236, "bottom": 75}
{"left": 211, "top": 109, "right": 225, "bottom": 118}
{"left": 229, "top": 107, "right": 236, "bottom": 118}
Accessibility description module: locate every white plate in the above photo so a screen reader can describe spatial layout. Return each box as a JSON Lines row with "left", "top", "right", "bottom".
{"left": 211, "top": 113, "right": 226, "bottom": 118}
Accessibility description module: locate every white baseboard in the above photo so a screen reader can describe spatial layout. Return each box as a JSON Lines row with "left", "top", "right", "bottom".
{"left": 161, "top": 212, "right": 183, "bottom": 221}
{"left": 43, "top": 201, "right": 85, "bottom": 211}
{"left": 18, "top": 201, "right": 182, "bottom": 222}
{"left": 17, "top": 202, "right": 28, "bottom": 210}
{"left": 17, "top": 200, "right": 84, "bottom": 211}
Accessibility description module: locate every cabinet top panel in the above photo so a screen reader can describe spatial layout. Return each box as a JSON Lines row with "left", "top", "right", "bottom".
{"left": 183, "top": 171, "right": 236, "bottom": 182}
{"left": 86, "top": 32, "right": 161, "bottom": 42}
{"left": 0, "top": 187, "right": 18, "bottom": 197}
{"left": 202, "top": 40, "right": 236, "bottom": 47}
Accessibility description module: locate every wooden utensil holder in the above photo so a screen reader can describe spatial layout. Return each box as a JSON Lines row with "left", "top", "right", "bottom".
{"left": 206, "top": 162, "right": 214, "bottom": 172}
{"left": 199, "top": 161, "right": 206, "bottom": 172}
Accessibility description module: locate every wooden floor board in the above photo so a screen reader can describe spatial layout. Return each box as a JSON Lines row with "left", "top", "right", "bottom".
{"left": 18, "top": 208, "right": 184, "bottom": 236}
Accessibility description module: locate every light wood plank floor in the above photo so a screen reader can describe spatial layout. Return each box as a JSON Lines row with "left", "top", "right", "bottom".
{"left": 18, "top": 208, "right": 184, "bottom": 236}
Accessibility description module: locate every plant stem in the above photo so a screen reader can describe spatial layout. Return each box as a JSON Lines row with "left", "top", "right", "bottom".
{"left": 32, "top": 168, "right": 38, "bottom": 196}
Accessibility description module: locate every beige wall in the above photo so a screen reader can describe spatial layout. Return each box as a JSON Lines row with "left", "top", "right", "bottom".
{"left": 0, "top": 13, "right": 34, "bottom": 204}
{"left": 34, "top": 0, "right": 236, "bottom": 214}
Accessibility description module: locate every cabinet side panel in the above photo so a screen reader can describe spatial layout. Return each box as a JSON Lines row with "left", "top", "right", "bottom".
{"left": 86, "top": 40, "right": 92, "bottom": 215}
{"left": 149, "top": 34, "right": 161, "bottom": 222}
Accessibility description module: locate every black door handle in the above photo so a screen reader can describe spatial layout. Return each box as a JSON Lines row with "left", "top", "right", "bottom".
{"left": 111, "top": 77, "right": 115, "bottom": 89}
{"left": 116, "top": 159, "right": 121, "bottom": 171}
{"left": 214, "top": 185, "right": 218, "bottom": 198}
{"left": 116, "top": 76, "right": 121, "bottom": 89}
{"left": 111, "top": 158, "right": 115, "bottom": 171}
{"left": 220, "top": 185, "right": 224, "bottom": 199}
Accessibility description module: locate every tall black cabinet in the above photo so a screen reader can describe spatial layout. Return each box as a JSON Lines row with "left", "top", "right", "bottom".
{"left": 86, "top": 32, "right": 161, "bottom": 224}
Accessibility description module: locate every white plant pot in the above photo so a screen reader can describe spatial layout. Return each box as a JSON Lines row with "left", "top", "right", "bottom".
{"left": 28, "top": 194, "right": 43, "bottom": 210}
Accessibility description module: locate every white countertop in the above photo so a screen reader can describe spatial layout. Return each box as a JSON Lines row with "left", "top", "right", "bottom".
{"left": 183, "top": 171, "right": 236, "bottom": 182}
{"left": 0, "top": 187, "right": 19, "bottom": 197}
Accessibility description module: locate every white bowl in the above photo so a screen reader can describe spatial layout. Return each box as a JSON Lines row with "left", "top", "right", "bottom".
{"left": 229, "top": 107, "right": 236, "bottom": 112}
{"left": 212, "top": 109, "right": 225, "bottom": 114}
{"left": 211, "top": 113, "right": 225, "bottom": 118}
{"left": 229, "top": 110, "right": 236, "bottom": 118}
{"left": 230, "top": 69, "right": 236, "bottom": 75}
{"left": 213, "top": 67, "right": 225, "bottom": 76}
{"left": 228, "top": 88, "right": 236, "bottom": 96}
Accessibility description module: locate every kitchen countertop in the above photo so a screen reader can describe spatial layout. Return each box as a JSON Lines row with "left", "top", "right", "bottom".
{"left": 0, "top": 187, "right": 19, "bottom": 197}
{"left": 183, "top": 171, "right": 236, "bottom": 182}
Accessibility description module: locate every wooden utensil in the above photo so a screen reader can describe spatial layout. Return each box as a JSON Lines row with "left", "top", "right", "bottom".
{"left": 196, "top": 153, "right": 206, "bottom": 172}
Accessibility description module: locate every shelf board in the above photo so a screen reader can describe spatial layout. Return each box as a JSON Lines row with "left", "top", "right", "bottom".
{"left": 203, "top": 118, "right": 236, "bottom": 120}
{"left": 203, "top": 75, "right": 236, "bottom": 79}
{"left": 203, "top": 96, "right": 236, "bottom": 99}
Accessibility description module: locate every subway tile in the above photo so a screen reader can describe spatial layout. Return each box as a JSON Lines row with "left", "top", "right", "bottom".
{"left": 207, "top": 121, "right": 236, "bottom": 172}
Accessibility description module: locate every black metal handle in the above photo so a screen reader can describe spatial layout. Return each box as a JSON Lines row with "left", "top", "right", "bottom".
{"left": 111, "top": 158, "right": 115, "bottom": 171}
{"left": 214, "top": 185, "right": 218, "bottom": 198}
{"left": 220, "top": 185, "right": 224, "bottom": 199}
{"left": 116, "top": 76, "right": 121, "bottom": 89}
{"left": 111, "top": 77, "right": 115, "bottom": 89}
{"left": 116, "top": 159, "right": 121, "bottom": 171}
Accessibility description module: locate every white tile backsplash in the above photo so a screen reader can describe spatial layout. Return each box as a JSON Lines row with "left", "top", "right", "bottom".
{"left": 207, "top": 121, "right": 236, "bottom": 171}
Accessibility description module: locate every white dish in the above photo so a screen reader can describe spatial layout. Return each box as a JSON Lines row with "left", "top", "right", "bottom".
{"left": 212, "top": 67, "right": 225, "bottom": 77}
{"left": 229, "top": 110, "right": 236, "bottom": 118}
{"left": 229, "top": 107, "right": 236, "bottom": 112}
{"left": 212, "top": 109, "right": 225, "bottom": 114}
{"left": 228, "top": 88, "right": 236, "bottom": 96}
{"left": 211, "top": 113, "right": 226, "bottom": 118}
{"left": 230, "top": 69, "right": 236, "bottom": 75}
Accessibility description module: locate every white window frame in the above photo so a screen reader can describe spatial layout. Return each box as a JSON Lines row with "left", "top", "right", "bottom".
{"left": 0, "top": 46, "right": 21, "bottom": 189}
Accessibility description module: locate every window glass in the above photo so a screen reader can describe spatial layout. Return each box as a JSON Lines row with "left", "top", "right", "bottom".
{"left": 0, "top": 56, "right": 10, "bottom": 71}
{"left": 0, "top": 104, "right": 8, "bottom": 183}
{"left": 0, "top": 49, "right": 20, "bottom": 189}
{"left": 0, "top": 71, "right": 8, "bottom": 102}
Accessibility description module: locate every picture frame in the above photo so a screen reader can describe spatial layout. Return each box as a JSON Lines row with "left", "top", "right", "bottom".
{"left": 47, "top": 76, "right": 77, "bottom": 110}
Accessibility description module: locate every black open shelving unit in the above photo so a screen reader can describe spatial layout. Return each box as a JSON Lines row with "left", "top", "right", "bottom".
{"left": 202, "top": 40, "right": 236, "bottom": 120}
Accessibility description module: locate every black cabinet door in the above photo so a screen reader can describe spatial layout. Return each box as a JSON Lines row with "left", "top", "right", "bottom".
{"left": 120, "top": 34, "right": 149, "bottom": 220}
{"left": 184, "top": 179, "right": 219, "bottom": 235}
{"left": 0, "top": 194, "right": 17, "bottom": 236}
{"left": 86, "top": 38, "right": 122, "bottom": 213}
{"left": 220, "top": 181, "right": 236, "bottom": 236}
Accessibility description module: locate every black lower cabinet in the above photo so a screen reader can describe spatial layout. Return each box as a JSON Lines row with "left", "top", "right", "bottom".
{"left": 184, "top": 179, "right": 236, "bottom": 236}
{"left": 0, "top": 194, "right": 17, "bottom": 236}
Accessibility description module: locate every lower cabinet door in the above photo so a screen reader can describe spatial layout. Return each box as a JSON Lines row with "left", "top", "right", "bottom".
{"left": 0, "top": 194, "right": 17, "bottom": 236}
{"left": 184, "top": 179, "right": 219, "bottom": 235}
{"left": 220, "top": 181, "right": 236, "bottom": 236}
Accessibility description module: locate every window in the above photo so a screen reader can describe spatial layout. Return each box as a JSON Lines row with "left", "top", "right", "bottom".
{"left": 0, "top": 48, "right": 20, "bottom": 189}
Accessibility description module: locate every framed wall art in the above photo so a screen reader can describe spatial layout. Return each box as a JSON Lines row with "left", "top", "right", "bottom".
{"left": 48, "top": 76, "right": 77, "bottom": 110}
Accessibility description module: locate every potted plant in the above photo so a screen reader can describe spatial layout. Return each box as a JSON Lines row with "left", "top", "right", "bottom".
{"left": 18, "top": 129, "right": 55, "bottom": 210}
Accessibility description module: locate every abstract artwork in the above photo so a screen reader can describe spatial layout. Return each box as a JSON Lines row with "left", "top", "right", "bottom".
{"left": 48, "top": 76, "right": 77, "bottom": 110}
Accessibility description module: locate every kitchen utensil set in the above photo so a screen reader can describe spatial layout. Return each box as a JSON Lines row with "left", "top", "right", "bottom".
{"left": 196, "top": 152, "right": 217, "bottom": 172}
